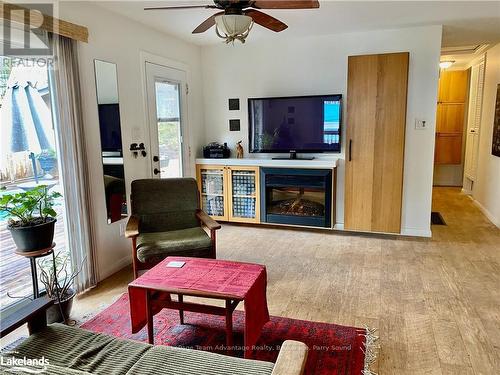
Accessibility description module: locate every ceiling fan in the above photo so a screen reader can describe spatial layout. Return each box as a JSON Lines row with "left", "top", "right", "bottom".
{"left": 145, "top": 0, "right": 320, "bottom": 44}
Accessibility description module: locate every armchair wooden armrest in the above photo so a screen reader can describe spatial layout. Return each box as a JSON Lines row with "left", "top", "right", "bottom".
{"left": 196, "top": 209, "right": 221, "bottom": 231}
{"left": 272, "top": 340, "right": 308, "bottom": 375}
{"left": 0, "top": 296, "right": 53, "bottom": 338}
{"left": 125, "top": 215, "right": 140, "bottom": 238}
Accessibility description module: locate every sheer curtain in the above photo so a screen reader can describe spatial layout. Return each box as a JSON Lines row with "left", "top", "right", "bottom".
{"left": 48, "top": 33, "right": 98, "bottom": 292}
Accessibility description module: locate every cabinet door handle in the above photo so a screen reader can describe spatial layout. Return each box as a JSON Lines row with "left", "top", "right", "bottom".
{"left": 349, "top": 139, "right": 352, "bottom": 162}
{"left": 153, "top": 168, "right": 160, "bottom": 175}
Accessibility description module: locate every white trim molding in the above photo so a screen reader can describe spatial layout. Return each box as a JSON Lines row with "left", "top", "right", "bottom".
{"left": 472, "top": 199, "right": 500, "bottom": 228}
{"left": 401, "top": 227, "right": 433, "bottom": 238}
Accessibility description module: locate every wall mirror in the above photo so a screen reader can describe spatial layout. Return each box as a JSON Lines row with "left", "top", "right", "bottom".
{"left": 94, "top": 60, "right": 127, "bottom": 224}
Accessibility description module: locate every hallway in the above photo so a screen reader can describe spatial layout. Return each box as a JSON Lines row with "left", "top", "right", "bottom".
{"left": 432, "top": 187, "right": 499, "bottom": 244}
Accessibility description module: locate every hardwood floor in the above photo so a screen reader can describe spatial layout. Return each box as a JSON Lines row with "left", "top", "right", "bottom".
{"left": 2, "top": 187, "right": 499, "bottom": 374}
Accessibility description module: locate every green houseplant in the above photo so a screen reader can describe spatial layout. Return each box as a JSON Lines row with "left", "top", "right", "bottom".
{"left": 38, "top": 252, "right": 83, "bottom": 323}
{"left": 0, "top": 185, "right": 61, "bottom": 251}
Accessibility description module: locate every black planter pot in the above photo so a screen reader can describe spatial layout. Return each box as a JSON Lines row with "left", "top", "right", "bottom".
{"left": 8, "top": 217, "right": 56, "bottom": 252}
{"left": 46, "top": 291, "right": 75, "bottom": 324}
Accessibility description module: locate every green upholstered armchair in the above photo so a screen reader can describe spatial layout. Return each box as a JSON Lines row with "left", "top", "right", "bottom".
{"left": 125, "top": 178, "right": 221, "bottom": 278}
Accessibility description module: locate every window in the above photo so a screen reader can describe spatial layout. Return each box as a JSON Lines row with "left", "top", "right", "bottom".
{"left": 0, "top": 56, "right": 69, "bottom": 311}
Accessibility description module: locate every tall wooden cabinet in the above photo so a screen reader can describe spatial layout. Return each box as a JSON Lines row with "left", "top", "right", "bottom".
{"left": 344, "top": 52, "right": 409, "bottom": 233}
{"left": 435, "top": 70, "right": 469, "bottom": 164}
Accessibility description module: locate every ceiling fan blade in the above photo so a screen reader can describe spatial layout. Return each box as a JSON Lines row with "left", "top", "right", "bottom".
{"left": 144, "top": 5, "right": 218, "bottom": 11}
{"left": 192, "top": 12, "right": 224, "bottom": 34}
{"left": 252, "top": 0, "right": 319, "bottom": 9}
{"left": 245, "top": 9, "right": 288, "bottom": 32}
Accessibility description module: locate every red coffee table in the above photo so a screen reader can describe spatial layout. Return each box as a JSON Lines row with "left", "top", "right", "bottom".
{"left": 128, "top": 256, "right": 270, "bottom": 358}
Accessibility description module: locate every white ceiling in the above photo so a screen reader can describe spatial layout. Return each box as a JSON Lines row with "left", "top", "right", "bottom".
{"left": 94, "top": 1, "right": 500, "bottom": 47}
{"left": 440, "top": 44, "right": 490, "bottom": 69}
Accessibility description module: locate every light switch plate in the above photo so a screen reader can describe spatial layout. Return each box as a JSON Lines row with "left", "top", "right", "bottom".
{"left": 415, "top": 119, "right": 427, "bottom": 130}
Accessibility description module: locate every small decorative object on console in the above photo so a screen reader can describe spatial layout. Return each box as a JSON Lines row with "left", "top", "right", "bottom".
{"left": 236, "top": 141, "right": 244, "bottom": 158}
{"left": 203, "top": 142, "right": 231, "bottom": 158}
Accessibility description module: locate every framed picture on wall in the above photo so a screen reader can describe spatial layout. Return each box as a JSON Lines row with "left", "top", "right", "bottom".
{"left": 492, "top": 84, "right": 500, "bottom": 157}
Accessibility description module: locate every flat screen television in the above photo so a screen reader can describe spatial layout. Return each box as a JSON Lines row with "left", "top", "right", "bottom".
{"left": 248, "top": 94, "right": 342, "bottom": 156}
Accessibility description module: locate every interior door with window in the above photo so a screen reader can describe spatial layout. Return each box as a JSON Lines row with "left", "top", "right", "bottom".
{"left": 145, "top": 62, "right": 187, "bottom": 178}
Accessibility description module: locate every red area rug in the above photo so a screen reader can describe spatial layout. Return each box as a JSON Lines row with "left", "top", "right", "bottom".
{"left": 81, "top": 293, "right": 377, "bottom": 375}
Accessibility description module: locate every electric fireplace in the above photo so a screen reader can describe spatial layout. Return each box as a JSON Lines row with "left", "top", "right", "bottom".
{"left": 260, "top": 168, "right": 332, "bottom": 228}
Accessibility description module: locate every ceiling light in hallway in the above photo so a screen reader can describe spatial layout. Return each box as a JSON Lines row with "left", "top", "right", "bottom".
{"left": 439, "top": 60, "right": 455, "bottom": 69}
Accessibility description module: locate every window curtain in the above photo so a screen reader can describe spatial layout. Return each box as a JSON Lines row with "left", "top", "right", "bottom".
{"left": 48, "top": 33, "right": 98, "bottom": 292}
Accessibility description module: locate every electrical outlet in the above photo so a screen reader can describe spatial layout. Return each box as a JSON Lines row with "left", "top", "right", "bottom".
{"left": 415, "top": 119, "right": 427, "bottom": 130}
{"left": 119, "top": 222, "right": 126, "bottom": 237}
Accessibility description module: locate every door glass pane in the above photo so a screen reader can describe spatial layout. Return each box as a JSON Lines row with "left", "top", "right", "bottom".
{"left": 155, "top": 81, "right": 182, "bottom": 178}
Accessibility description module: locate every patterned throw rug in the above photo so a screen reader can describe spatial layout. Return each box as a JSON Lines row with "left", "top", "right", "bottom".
{"left": 81, "top": 293, "right": 378, "bottom": 375}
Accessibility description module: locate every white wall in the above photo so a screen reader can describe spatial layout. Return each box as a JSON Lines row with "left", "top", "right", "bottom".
{"left": 201, "top": 25, "right": 442, "bottom": 237}
{"left": 473, "top": 43, "right": 500, "bottom": 227}
{"left": 59, "top": 2, "right": 204, "bottom": 280}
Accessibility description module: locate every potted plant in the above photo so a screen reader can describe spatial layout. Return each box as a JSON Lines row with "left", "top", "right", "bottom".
{"left": 38, "top": 252, "right": 83, "bottom": 323}
{"left": 36, "top": 149, "right": 57, "bottom": 177}
{"left": 0, "top": 185, "right": 61, "bottom": 251}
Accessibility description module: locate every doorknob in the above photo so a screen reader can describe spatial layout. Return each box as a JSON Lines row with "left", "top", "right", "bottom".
{"left": 153, "top": 168, "right": 160, "bottom": 175}
{"left": 153, "top": 155, "right": 159, "bottom": 162}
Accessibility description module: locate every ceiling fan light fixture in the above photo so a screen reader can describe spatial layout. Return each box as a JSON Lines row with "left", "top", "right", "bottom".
{"left": 439, "top": 60, "right": 455, "bottom": 69}
{"left": 215, "top": 14, "right": 253, "bottom": 44}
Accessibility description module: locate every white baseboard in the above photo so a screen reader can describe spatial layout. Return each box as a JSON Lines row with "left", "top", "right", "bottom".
{"left": 98, "top": 254, "right": 131, "bottom": 282}
{"left": 400, "top": 227, "right": 433, "bottom": 238}
{"left": 472, "top": 199, "right": 500, "bottom": 228}
{"left": 461, "top": 188, "right": 472, "bottom": 195}
{"left": 334, "top": 223, "right": 431, "bottom": 238}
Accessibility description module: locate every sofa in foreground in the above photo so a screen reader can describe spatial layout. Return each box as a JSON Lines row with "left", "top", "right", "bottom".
{"left": 0, "top": 297, "right": 308, "bottom": 375}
